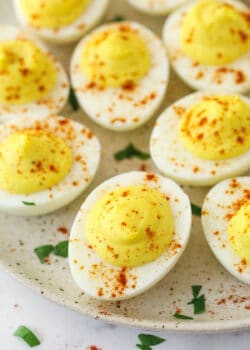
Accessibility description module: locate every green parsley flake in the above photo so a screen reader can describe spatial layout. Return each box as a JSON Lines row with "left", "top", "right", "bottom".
{"left": 188, "top": 295, "right": 206, "bottom": 314}
{"left": 14, "top": 325, "right": 40, "bottom": 347}
{"left": 22, "top": 201, "right": 35, "bottom": 206}
{"left": 34, "top": 240, "right": 69, "bottom": 263}
{"left": 192, "top": 285, "right": 202, "bottom": 298}
{"left": 69, "top": 86, "right": 79, "bottom": 111}
{"left": 191, "top": 203, "right": 202, "bottom": 216}
{"left": 114, "top": 143, "right": 150, "bottom": 161}
{"left": 188, "top": 285, "right": 206, "bottom": 314}
{"left": 34, "top": 245, "right": 54, "bottom": 264}
{"left": 110, "top": 15, "right": 126, "bottom": 22}
{"left": 136, "top": 344, "right": 152, "bottom": 350}
{"left": 173, "top": 313, "right": 193, "bottom": 320}
{"left": 53, "top": 240, "right": 69, "bottom": 258}
{"left": 138, "top": 334, "right": 165, "bottom": 346}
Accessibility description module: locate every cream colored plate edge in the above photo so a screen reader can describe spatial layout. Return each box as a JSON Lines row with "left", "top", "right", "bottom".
{"left": 1, "top": 0, "right": 250, "bottom": 333}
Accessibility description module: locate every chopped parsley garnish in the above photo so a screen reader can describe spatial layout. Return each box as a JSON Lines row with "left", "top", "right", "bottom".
{"left": 136, "top": 345, "right": 152, "bottom": 350}
{"left": 173, "top": 313, "right": 193, "bottom": 320}
{"left": 22, "top": 201, "right": 35, "bottom": 206}
{"left": 114, "top": 143, "right": 150, "bottom": 161}
{"left": 191, "top": 203, "right": 202, "bottom": 216}
{"left": 188, "top": 294, "right": 206, "bottom": 314}
{"left": 137, "top": 334, "right": 165, "bottom": 348}
{"left": 14, "top": 325, "right": 40, "bottom": 347}
{"left": 34, "top": 240, "right": 68, "bottom": 263}
{"left": 109, "top": 15, "right": 126, "bottom": 22}
{"left": 188, "top": 285, "right": 206, "bottom": 314}
{"left": 53, "top": 240, "right": 68, "bottom": 258}
{"left": 69, "top": 86, "right": 79, "bottom": 111}
{"left": 34, "top": 245, "right": 54, "bottom": 264}
{"left": 192, "top": 285, "right": 202, "bottom": 298}
{"left": 173, "top": 285, "right": 206, "bottom": 320}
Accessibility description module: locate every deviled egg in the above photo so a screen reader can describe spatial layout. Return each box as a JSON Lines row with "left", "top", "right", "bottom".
{"left": 150, "top": 91, "right": 250, "bottom": 186}
{"left": 127, "top": 0, "right": 189, "bottom": 15}
{"left": 0, "top": 114, "right": 100, "bottom": 216}
{"left": 69, "top": 171, "right": 191, "bottom": 300}
{"left": 70, "top": 21, "right": 169, "bottom": 131}
{"left": 0, "top": 25, "right": 69, "bottom": 122}
{"left": 202, "top": 176, "right": 250, "bottom": 284}
{"left": 163, "top": 0, "right": 250, "bottom": 93}
{"left": 14, "top": 0, "right": 110, "bottom": 44}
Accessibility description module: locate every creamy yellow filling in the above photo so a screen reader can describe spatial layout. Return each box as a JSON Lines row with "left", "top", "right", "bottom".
{"left": 0, "top": 129, "right": 72, "bottom": 194}
{"left": 20, "top": 0, "right": 90, "bottom": 29}
{"left": 228, "top": 203, "right": 250, "bottom": 264}
{"left": 180, "top": 0, "right": 250, "bottom": 65}
{"left": 179, "top": 95, "right": 250, "bottom": 160}
{"left": 0, "top": 40, "right": 56, "bottom": 105}
{"left": 85, "top": 185, "right": 174, "bottom": 268}
{"left": 81, "top": 27, "right": 151, "bottom": 88}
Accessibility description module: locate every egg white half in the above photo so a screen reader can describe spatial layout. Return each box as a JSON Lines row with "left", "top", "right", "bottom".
{"left": 0, "top": 114, "right": 101, "bottom": 216}
{"left": 202, "top": 176, "right": 250, "bottom": 284}
{"left": 127, "top": 0, "right": 189, "bottom": 15}
{"left": 163, "top": 0, "right": 250, "bottom": 93}
{"left": 69, "top": 171, "right": 191, "bottom": 301}
{"left": 14, "top": 0, "right": 110, "bottom": 44}
{"left": 70, "top": 21, "right": 169, "bottom": 131}
{"left": 150, "top": 91, "right": 250, "bottom": 186}
{"left": 0, "top": 25, "right": 69, "bottom": 123}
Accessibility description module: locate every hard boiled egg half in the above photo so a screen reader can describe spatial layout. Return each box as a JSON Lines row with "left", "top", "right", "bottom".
{"left": 127, "top": 0, "right": 189, "bottom": 15}
{"left": 0, "top": 114, "right": 100, "bottom": 216}
{"left": 0, "top": 25, "right": 69, "bottom": 123}
{"left": 14, "top": 0, "right": 110, "bottom": 44}
{"left": 202, "top": 176, "right": 250, "bottom": 284}
{"left": 69, "top": 171, "right": 191, "bottom": 300}
{"left": 163, "top": 0, "right": 250, "bottom": 93}
{"left": 150, "top": 91, "right": 250, "bottom": 186}
{"left": 70, "top": 21, "right": 169, "bottom": 131}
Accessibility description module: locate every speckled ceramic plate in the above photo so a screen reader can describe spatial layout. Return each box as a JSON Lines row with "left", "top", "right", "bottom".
{"left": 1, "top": 0, "right": 250, "bottom": 333}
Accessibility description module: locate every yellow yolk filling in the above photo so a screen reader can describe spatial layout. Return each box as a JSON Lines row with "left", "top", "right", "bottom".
{"left": 0, "top": 130, "right": 72, "bottom": 194}
{"left": 180, "top": 0, "right": 250, "bottom": 65}
{"left": 81, "top": 27, "right": 151, "bottom": 88}
{"left": 228, "top": 203, "right": 250, "bottom": 264}
{"left": 179, "top": 95, "right": 250, "bottom": 161}
{"left": 0, "top": 40, "right": 56, "bottom": 105}
{"left": 19, "top": 0, "right": 90, "bottom": 29}
{"left": 86, "top": 185, "right": 174, "bottom": 267}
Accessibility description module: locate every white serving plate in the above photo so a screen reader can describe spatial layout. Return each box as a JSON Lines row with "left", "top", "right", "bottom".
{"left": 0, "top": 0, "right": 250, "bottom": 333}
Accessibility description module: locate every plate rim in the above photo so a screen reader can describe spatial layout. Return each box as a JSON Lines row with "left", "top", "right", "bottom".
{"left": 2, "top": 258, "right": 250, "bottom": 333}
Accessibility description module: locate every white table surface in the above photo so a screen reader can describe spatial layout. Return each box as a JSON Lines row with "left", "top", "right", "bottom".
{"left": 1, "top": 269, "right": 250, "bottom": 350}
